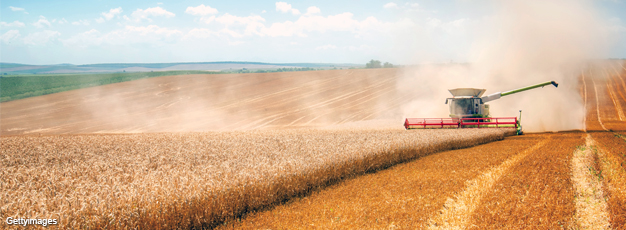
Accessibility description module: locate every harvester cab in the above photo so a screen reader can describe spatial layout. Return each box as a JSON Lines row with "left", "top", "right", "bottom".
{"left": 404, "top": 81, "right": 558, "bottom": 135}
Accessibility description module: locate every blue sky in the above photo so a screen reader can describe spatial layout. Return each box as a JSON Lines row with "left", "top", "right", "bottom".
{"left": 1, "top": 0, "right": 625, "bottom": 65}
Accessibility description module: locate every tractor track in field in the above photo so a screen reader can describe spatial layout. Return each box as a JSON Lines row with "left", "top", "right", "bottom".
{"left": 586, "top": 61, "right": 626, "bottom": 228}
{"left": 427, "top": 137, "right": 550, "bottom": 229}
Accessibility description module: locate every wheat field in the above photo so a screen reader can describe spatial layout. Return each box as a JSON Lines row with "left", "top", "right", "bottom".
{"left": 1, "top": 128, "right": 508, "bottom": 229}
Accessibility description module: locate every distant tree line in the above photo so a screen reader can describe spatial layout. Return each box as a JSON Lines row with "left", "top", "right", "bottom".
{"left": 366, "top": 59, "right": 394, "bottom": 68}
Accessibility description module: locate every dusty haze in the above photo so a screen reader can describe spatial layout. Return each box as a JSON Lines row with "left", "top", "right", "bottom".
{"left": 398, "top": 0, "right": 609, "bottom": 132}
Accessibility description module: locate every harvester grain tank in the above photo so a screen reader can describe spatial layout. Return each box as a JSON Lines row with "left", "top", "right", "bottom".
{"left": 404, "top": 81, "right": 558, "bottom": 134}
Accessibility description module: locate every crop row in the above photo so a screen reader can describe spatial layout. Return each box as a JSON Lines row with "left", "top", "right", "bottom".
{"left": 468, "top": 133, "right": 583, "bottom": 228}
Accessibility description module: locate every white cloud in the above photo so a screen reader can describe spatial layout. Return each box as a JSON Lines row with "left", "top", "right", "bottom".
{"left": 9, "top": 6, "right": 28, "bottom": 14}
{"left": 426, "top": 17, "right": 442, "bottom": 27}
{"left": 404, "top": 3, "right": 420, "bottom": 12}
{"left": 72, "top": 20, "right": 90, "bottom": 26}
{"left": 62, "top": 25, "right": 182, "bottom": 47}
{"left": 130, "top": 7, "right": 175, "bottom": 22}
{"left": 23, "top": 30, "right": 60, "bottom": 45}
{"left": 262, "top": 12, "right": 386, "bottom": 37}
{"left": 124, "top": 25, "right": 181, "bottom": 36}
{"left": 185, "top": 4, "right": 218, "bottom": 16}
{"left": 276, "top": 2, "right": 301, "bottom": 15}
{"left": 316, "top": 44, "right": 336, "bottom": 50}
{"left": 0, "top": 21, "right": 25, "bottom": 28}
{"left": 384, "top": 3, "right": 398, "bottom": 9}
{"left": 185, "top": 4, "right": 218, "bottom": 24}
{"left": 215, "top": 13, "right": 266, "bottom": 37}
{"left": 262, "top": 10, "right": 267, "bottom": 13}
{"left": 58, "top": 18, "right": 68, "bottom": 24}
{"left": 61, "top": 29, "right": 102, "bottom": 47}
{"left": 183, "top": 28, "right": 218, "bottom": 40}
{"left": 0, "top": 30, "right": 21, "bottom": 43}
{"left": 32, "top": 16, "right": 51, "bottom": 28}
{"left": 199, "top": 16, "right": 216, "bottom": 24}
{"left": 305, "top": 6, "right": 320, "bottom": 15}
{"left": 102, "top": 7, "right": 123, "bottom": 20}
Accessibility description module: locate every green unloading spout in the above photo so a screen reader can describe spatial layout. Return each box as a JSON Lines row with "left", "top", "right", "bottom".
{"left": 500, "top": 81, "right": 558, "bottom": 97}
{"left": 481, "top": 81, "right": 558, "bottom": 103}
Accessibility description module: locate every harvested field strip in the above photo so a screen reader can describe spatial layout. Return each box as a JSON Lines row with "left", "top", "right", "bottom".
{"left": 0, "top": 69, "right": 401, "bottom": 135}
{"left": 218, "top": 132, "right": 538, "bottom": 229}
{"left": 610, "top": 64, "right": 626, "bottom": 93}
{"left": 604, "top": 68, "right": 626, "bottom": 121}
{"left": 426, "top": 137, "right": 549, "bottom": 229}
{"left": 591, "top": 132, "right": 626, "bottom": 228}
{"left": 468, "top": 133, "right": 583, "bottom": 229}
{"left": 571, "top": 134, "right": 610, "bottom": 229}
{"left": 0, "top": 129, "right": 508, "bottom": 229}
{"left": 591, "top": 76, "right": 609, "bottom": 131}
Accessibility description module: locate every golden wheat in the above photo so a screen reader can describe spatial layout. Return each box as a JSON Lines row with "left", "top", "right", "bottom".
{"left": 1, "top": 128, "right": 508, "bottom": 229}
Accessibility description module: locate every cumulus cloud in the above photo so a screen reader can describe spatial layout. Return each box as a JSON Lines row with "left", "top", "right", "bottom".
{"left": 61, "top": 29, "right": 102, "bottom": 47}
{"left": 62, "top": 25, "right": 182, "bottom": 47}
{"left": 9, "top": 6, "right": 28, "bottom": 14}
{"left": 58, "top": 18, "right": 68, "bottom": 24}
{"left": 183, "top": 28, "right": 218, "bottom": 40}
{"left": 23, "top": 30, "right": 60, "bottom": 45}
{"left": 0, "top": 21, "right": 25, "bottom": 28}
{"left": 186, "top": 4, "right": 218, "bottom": 24}
{"left": 186, "top": 7, "right": 409, "bottom": 39}
{"left": 384, "top": 2, "right": 399, "bottom": 9}
{"left": 405, "top": 3, "right": 420, "bottom": 12}
{"left": 124, "top": 25, "right": 181, "bottom": 36}
{"left": 185, "top": 4, "right": 218, "bottom": 16}
{"left": 304, "top": 6, "right": 320, "bottom": 15}
{"left": 72, "top": 20, "right": 90, "bottom": 26}
{"left": 261, "top": 12, "right": 391, "bottom": 37}
{"left": 215, "top": 13, "right": 266, "bottom": 37}
{"left": 384, "top": 2, "right": 419, "bottom": 11}
{"left": 0, "top": 30, "right": 21, "bottom": 43}
{"left": 130, "top": 7, "right": 175, "bottom": 22}
{"left": 32, "top": 16, "right": 51, "bottom": 28}
{"left": 276, "top": 2, "right": 301, "bottom": 15}
{"left": 104, "top": 7, "right": 123, "bottom": 20}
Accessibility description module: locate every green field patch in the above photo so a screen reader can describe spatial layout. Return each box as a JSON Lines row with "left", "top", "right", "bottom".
{"left": 0, "top": 70, "right": 216, "bottom": 102}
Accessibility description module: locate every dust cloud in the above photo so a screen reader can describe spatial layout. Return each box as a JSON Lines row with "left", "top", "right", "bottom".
{"left": 398, "top": 0, "right": 609, "bottom": 132}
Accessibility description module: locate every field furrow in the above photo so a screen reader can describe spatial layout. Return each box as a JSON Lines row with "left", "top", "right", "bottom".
{"left": 467, "top": 133, "right": 583, "bottom": 229}
{"left": 591, "top": 132, "right": 626, "bottom": 228}
{"left": 571, "top": 134, "right": 610, "bottom": 229}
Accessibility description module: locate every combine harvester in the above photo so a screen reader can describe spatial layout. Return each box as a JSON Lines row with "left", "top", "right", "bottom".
{"left": 404, "top": 81, "right": 558, "bottom": 135}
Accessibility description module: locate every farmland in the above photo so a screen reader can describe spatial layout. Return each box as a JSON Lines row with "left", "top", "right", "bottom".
{"left": 1, "top": 129, "right": 508, "bottom": 229}
{"left": 1, "top": 61, "right": 626, "bottom": 229}
{"left": 0, "top": 71, "right": 217, "bottom": 103}
{"left": 0, "top": 69, "right": 404, "bottom": 134}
